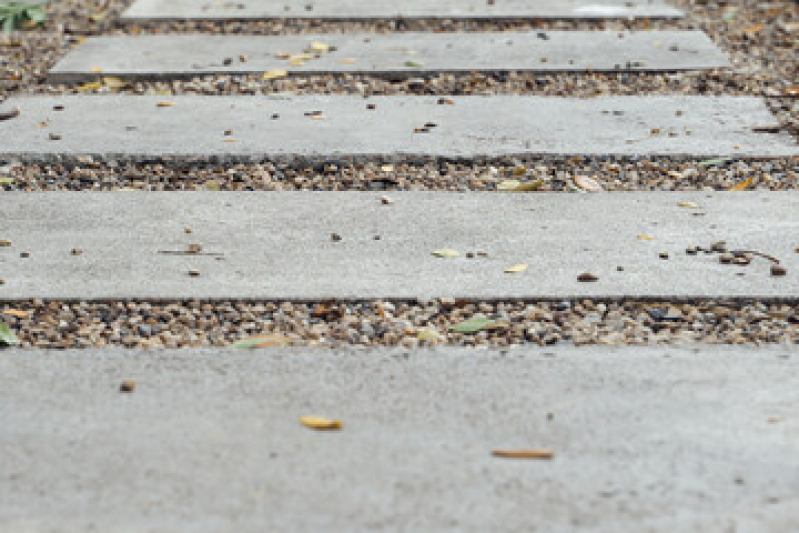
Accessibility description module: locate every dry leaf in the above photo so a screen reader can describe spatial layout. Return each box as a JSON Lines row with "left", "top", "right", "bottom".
{"left": 157, "top": 100, "right": 175, "bottom": 107}
{"left": 102, "top": 76, "right": 128, "bottom": 88}
{"left": 337, "top": 58, "right": 357, "bottom": 64}
{"left": 504, "top": 263, "right": 529, "bottom": 274}
{"left": 744, "top": 23, "right": 764, "bottom": 34}
{"left": 2, "top": 309, "right": 29, "bottom": 318}
{"left": 729, "top": 177, "right": 753, "bottom": 191}
{"left": 573, "top": 175, "right": 603, "bottom": 192}
{"left": 637, "top": 234, "right": 654, "bottom": 241}
{"left": 492, "top": 449, "right": 554, "bottom": 460}
{"left": 497, "top": 180, "right": 542, "bottom": 192}
{"left": 274, "top": 53, "right": 290, "bottom": 59}
{"left": 262, "top": 70, "right": 288, "bottom": 80}
{"left": 677, "top": 201, "right": 700, "bottom": 209}
{"left": 432, "top": 249, "right": 461, "bottom": 259}
{"left": 90, "top": 66, "right": 103, "bottom": 73}
{"left": 301, "top": 416, "right": 342, "bottom": 430}
{"left": 308, "top": 41, "right": 330, "bottom": 53}
{"left": 380, "top": 164, "right": 395, "bottom": 172}
{"left": 289, "top": 53, "right": 313, "bottom": 62}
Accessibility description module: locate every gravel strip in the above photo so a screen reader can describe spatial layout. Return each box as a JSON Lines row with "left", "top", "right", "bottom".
{"left": 1, "top": 299, "right": 797, "bottom": 349}
{"left": 1, "top": 157, "right": 796, "bottom": 192}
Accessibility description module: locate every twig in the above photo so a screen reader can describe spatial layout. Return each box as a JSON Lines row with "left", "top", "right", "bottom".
{"left": 0, "top": 107, "right": 20, "bottom": 122}
{"left": 157, "top": 250, "right": 225, "bottom": 257}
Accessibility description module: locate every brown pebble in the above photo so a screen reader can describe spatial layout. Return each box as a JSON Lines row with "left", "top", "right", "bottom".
{"left": 710, "top": 241, "right": 727, "bottom": 253}
{"left": 188, "top": 269, "right": 200, "bottom": 277}
{"left": 366, "top": 103, "right": 376, "bottom": 110}
{"left": 616, "top": 266, "right": 624, "bottom": 271}
{"left": 184, "top": 227, "right": 192, "bottom": 234}
{"left": 659, "top": 252, "right": 669, "bottom": 260}
{"left": 330, "top": 233, "right": 342, "bottom": 242}
{"left": 187, "top": 243, "right": 203, "bottom": 253}
{"left": 48, "top": 133, "right": 61, "bottom": 141}
{"left": 771, "top": 265, "right": 787, "bottom": 277}
{"left": 577, "top": 272, "right": 598, "bottom": 282}
{"left": 53, "top": 105, "right": 64, "bottom": 111}
{"left": 20, "top": 252, "right": 29, "bottom": 258}
{"left": 70, "top": 248, "right": 82, "bottom": 255}
{"left": 0, "top": 239, "right": 10, "bottom": 247}
{"left": 119, "top": 380, "right": 136, "bottom": 393}
{"left": 719, "top": 253, "right": 734, "bottom": 264}
{"left": 686, "top": 247, "right": 698, "bottom": 255}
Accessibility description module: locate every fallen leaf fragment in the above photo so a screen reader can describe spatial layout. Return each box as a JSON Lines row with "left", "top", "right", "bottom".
{"left": 744, "top": 23, "right": 764, "bottom": 34}
{"left": 157, "top": 100, "right": 175, "bottom": 107}
{"left": 450, "top": 317, "right": 495, "bottom": 333}
{"left": 2, "top": 309, "right": 29, "bottom": 318}
{"left": 337, "top": 58, "right": 357, "bottom": 64}
{"left": 492, "top": 449, "right": 554, "bottom": 460}
{"left": 417, "top": 328, "right": 442, "bottom": 342}
{"left": 432, "top": 249, "right": 461, "bottom": 259}
{"left": 301, "top": 416, "right": 342, "bottom": 430}
{"left": 729, "top": 177, "right": 753, "bottom": 191}
{"left": 90, "top": 66, "right": 103, "bottom": 73}
{"left": 231, "top": 334, "right": 292, "bottom": 349}
{"left": 76, "top": 81, "right": 103, "bottom": 92}
{"left": 262, "top": 69, "right": 288, "bottom": 80}
{"left": 573, "top": 175, "right": 603, "bottom": 192}
{"left": 677, "top": 201, "right": 700, "bottom": 209}
{"left": 102, "top": 76, "right": 128, "bottom": 88}
{"left": 204, "top": 179, "right": 221, "bottom": 191}
{"left": 405, "top": 60, "right": 423, "bottom": 68}
{"left": 497, "top": 180, "right": 542, "bottom": 192}
{"left": 637, "top": 234, "right": 654, "bottom": 241}
{"left": 0, "top": 321, "right": 19, "bottom": 346}
{"left": 0, "top": 239, "right": 11, "bottom": 247}
{"left": 307, "top": 41, "right": 330, "bottom": 53}
{"left": 504, "top": 263, "right": 529, "bottom": 274}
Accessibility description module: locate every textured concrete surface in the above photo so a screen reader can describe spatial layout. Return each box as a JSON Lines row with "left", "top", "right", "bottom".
{"left": 2, "top": 345, "right": 798, "bottom": 532}
{"left": 48, "top": 31, "right": 728, "bottom": 82}
{"left": 0, "top": 190, "right": 797, "bottom": 300}
{"left": 1, "top": 95, "right": 795, "bottom": 160}
{"left": 122, "top": 0, "right": 684, "bottom": 20}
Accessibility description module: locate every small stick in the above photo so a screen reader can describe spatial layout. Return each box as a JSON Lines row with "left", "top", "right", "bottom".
{"left": 729, "top": 250, "right": 780, "bottom": 264}
{"left": 157, "top": 250, "right": 224, "bottom": 257}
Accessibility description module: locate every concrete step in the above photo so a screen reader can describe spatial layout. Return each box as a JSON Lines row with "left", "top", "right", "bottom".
{"left": 48, "top": 31, "right": 728, "bottom": 82}
{"left": 1, "top": 95, "right": 794, "bottom": 161}
{"left": 0, "top": 190, "right": 797, "bottom": 301}
{"left": 122, "top": 0, "right": 684, "bottom": 21}
{"left": 2, "top": 345, "right": 797, "bottom": 532}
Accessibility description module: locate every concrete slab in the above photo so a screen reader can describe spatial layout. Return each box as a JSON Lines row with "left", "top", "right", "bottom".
{"left": 48, "top": 31, "right": 728, "bottom": 82}
{"left": 2, "top": 345, "right": 798, "bottom": 532}
{"left": 0, "top": 190, "right": 798, "bottom": 300}
{"left": 122, "top": 0, "right": 684, "bottom": 21}
{"left": 0, "top": 95, "right": 795, "bottom": 160}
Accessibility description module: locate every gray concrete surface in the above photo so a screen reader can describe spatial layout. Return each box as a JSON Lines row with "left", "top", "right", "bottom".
{"left": 1, "top": 95, "right": 795, "bottom": 160}
{"left": 122, "top": 0, "right": 684, "bottom": 20}
{"left": 48, "top": 31, "right": 728, "bottom": 82}
{"left": 0, "top": 190, "right": 797, "bottom": 300}
{"left": 1, "top": 345, "right": 798, "bottom": 532}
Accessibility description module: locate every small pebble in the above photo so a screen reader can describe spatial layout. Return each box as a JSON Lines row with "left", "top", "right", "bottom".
{"left": 771, "top": 265, "right": 787, "bottom": 277}
{"left": 70, "top": 248, "right": 82, "bottom": 255}
{"left": 119, "top": 380, "right": 136, "bottom": 393}
{"left": 188, "top": 269, "right": 200, "bottom": 277}
{"left": 659, "top": 253, "right": 669, "bottom": 260}
{"left": 719, "top": 253, "right": 734, "bottom": 264}
{"left": 330, "top": 233, "right": 342, "bottom": 242}
{"left": 577, "top": 272, "right": 598, "bottom": 282}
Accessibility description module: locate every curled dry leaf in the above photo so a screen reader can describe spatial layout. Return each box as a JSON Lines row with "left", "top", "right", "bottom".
{"left": 432, "top": 249, "right": 461, "bottom": 259}
{"left": 504, "top": 263, "right": 529, "bottom": 274}
{"left": 492, "top": 449, "right": 554, "bottom": 460}
{"left": 262, "top": 70, "right": 288, "bottom": 80}
{"left": 572, "top": 175, "right": 603, "bottom": 192}
{"left": 677, "top": 201, "right": 700, "bottom": 209}
{"left": 301, "top": 416, "right": 342, "bottom": 430}
{"left": 157, "top": 100, "right": 175, "bottom": 108}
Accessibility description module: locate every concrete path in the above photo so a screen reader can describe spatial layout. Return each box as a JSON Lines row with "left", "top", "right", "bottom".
{"left": 48, "top": 31, "right": 728, "bottom": 82}
{"left": 1, "top": 95, "right": 794, "bottom": 160}
{"left": 122, "top": 0, "right": 684, "bottom": 21}
{"left": 0, "top": 191, "right": 797, "bottom": 300}
{"left": 2, "top": 345, "right": 797, "bottom": 532}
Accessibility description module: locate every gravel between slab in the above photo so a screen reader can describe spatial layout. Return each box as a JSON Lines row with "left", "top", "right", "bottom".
{"left": 2, "top": 299, "right": 798, "bottom": 349}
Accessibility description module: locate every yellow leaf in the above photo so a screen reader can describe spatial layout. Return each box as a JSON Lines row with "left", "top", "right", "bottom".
{"left": 637, "top": 234, "right": 654, "bottom": 241}
{"left": 90, "top": 67, "right": 103, "bottom": 73}
{"left": 308, "top": 41, "right": 330, "bottom": 53}
{"left": 492, "top": 449, "right": 554, "bottom": 460}
{"left": 76, "top": 81, "right": 103, "bottom": 92}
{"left": 222, "top": 139, "right": 238, "bottom": 143}
{"left": 497, "top": 180, "right": 521, "bottom": 190}
{"left": 102, "top": 76, "right": 128, "bottom": 88}
{"left": 504, "top": 263, "right": 529, "bottom": 274}
{"left": 157, "top": 100, "right": 175, "bottom": 107}
{"left": 337, "top": 58, "right": 357, "bottom": 64}
{"left": 729, "top": 177, "right": 753, "bottom": 191}
{"left": 262, "top": 70, "right": 288, "bottom": 80}
{"left": 274, "top": 53, "right": 291, "bottom": 59}
{"left": 417, "top": 328, "right": 442, "bottom": 342}
{"left": 289, "top": 54, "right": 313, "bottom": 62}
{"left": 3, "top": 309, "right": 29, "bottom": 318}
{"left": 432, "top": 249, "right": 461, "bottom": 259}
{"left": 677, "top": 201, "right": 700, "bottom": 209}
{"left": 380, "top": 164, "right": 395, "bottom": 172}
{"left": 301, "top": 416, "right": 342, "bottom": 430}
